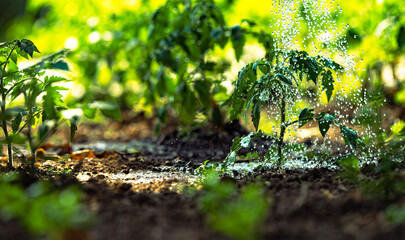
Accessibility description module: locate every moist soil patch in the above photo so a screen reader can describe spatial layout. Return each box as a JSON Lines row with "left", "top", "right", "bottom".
{"left": 1, "top": 116, "right": 405, "bottom": 240}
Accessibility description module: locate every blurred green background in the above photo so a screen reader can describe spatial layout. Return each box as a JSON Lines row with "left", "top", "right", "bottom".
{"left": 1, "top": 0, "right": 404, "bottom": 132}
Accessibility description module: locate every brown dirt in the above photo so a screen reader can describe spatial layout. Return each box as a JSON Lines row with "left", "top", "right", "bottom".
{"left": 1, "top": 113, "right": 405, "bottom": 240}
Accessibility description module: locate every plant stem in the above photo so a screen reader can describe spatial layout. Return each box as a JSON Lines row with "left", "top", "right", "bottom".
{"left": 0, "top": 42, "right": 17, "bottom": 168}
{"left": 277, "top": 95, "right": 286, "bottom": 165}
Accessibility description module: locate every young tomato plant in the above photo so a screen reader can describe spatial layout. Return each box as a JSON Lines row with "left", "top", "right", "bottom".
{"left": 0, "top": 39, "right": 77, "bottom": 169}
{"left": 225, "top": 50, "right": 359, "bottom": 165}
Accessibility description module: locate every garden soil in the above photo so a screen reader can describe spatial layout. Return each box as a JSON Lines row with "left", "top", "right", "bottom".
{"left": 1, "top": 112, "right": 405, "bottom": 240}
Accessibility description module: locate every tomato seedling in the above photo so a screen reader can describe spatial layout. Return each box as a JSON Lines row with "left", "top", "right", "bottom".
{"left": 225, "top": 50, "right": 359, "bottom": 165}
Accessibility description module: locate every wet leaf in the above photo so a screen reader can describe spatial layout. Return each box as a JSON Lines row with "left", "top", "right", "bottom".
{"left": 341, "top": 125, "right": 358, "bottom": 147}
{"left": 274, "top": 73, "right": 292, "bottom": 86}
{"left": 321, "top": 70, "right": 334, "bottom": 102}
{"left": 251, "top": 99, "right": 261, "bottom": 131}
{"left": 298, "top": 108, "right": 314, "bottom": 127}
{"left": 318, "top": 112, "right": 336, "bottom": 137}
{"left": 252, "top": 62, "right": 258, "bottom": 76}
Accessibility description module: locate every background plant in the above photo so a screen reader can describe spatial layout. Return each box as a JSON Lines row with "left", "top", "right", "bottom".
{"left": 0, "top": 172, "right": 92, "bottom": 239}
{"left": 198, "top": 170, "right": 269, "bottom": 240}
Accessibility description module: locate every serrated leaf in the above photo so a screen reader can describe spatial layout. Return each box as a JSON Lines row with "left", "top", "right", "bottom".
{"left": 44, "top": 76, "right": 67, "bottom": 85}
{"left": 321, "top": 70, "right": 334, "bottom": 102}
{"left": 42, "top": 86, "right": 67, "bottom": 121}
{"left": 305, "top": 58, "right": 319, "bottom": 83}
{"left": 17, "top": 39, "right": 40, "bottom": 58}
{"left": 11, "top": 112, "right": 23, "bottom": 133}
{"left": 251, "top": 99, "right": 261, "bottom": 131}
{"left": 298, "top": 108, "right": 314, "bottom": 127}
{"left": 340, "top": 125, "right": 358, "bottom": 147}
{"left": 318, "top": 112, "right": 336, "bottom": 137}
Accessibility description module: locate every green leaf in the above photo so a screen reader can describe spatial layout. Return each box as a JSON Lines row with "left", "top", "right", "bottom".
{"left": 156, "top": 66, "right": 166, "bottom": 96}
{"left": 318, "top": 112, "right": 336, "bottom": 137}
{"left": 340, "top": 125, "right": 358, "bottom": 147}
{"left": 305, "top": 58, "right": 319, "bottom": 83}
{"left": 10, "top": 52, "right": 18, "bottom": 65}
{"left": 83, "top": 105, "right": 97, "bottom": 119}
{"left": 67, "top": 115, "right": 80, "bottom": 143}
{"left": 88, "top": 101, "right": 122, "bottom": 121}
{"left": 251, "top": 99, "right": 261, "bottom": 131}
{"left": 258, "top": 64, "right": 270, "bottom": 74}
{"left": 298, "top": 108, "right": 314, "bottom": 127}
{"left": 49, "top": 60, "right": 69, "bottom": 71}
{"left": 0, "top": 134, "right": 27, "bottom": 145}
{"left": 42, "top": 86, "right": 66, "bottom": 121}
{"left": 252, "top": 62, "right": 258, "bottom": 76}
{"left": 236, "top": 67, "right": 246, "bottom": 87}
{"left": 194, "top": 80, "right": 211, "bottom": 109}
{"left": 177, "top": 82, "right": 197, "bottom": 124}
{"left": 38, "top": 121, "right": 55, "bottom": 142}
{"left": 17, "top": 39, "right": 40, "bottom": 58}
{"left": 157, "top": 106, "right": 168, "bottom": 124}
{"left": 44, "top": 76, "right": 67, "bottom": 85}
{"left": 321, "top": 70, "right": 334, "bottom": 102}
{"left": 11, "top": 112, "right": 23, "bottom": 133}
{"left": 274, "top": 73, "right": 292, "bottom": 86}
{"left": 230, "top": 25, "right": 246, "bottom": 62}
{"left": 397, "top": 26, "right": 405, "bottom": 49}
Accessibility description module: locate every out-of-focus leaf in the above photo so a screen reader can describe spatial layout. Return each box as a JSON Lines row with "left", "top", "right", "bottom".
{"left": 11, "top": 112, "right": 23, "bottom": 133}
{"left": 194, "top": 80, "right": 211, "bottom": 109}
{"left": 230, "top": 25, "right": 246, "bottom": 61}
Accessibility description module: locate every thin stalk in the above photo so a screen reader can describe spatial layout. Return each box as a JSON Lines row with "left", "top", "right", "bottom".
{"left": 24, "top": 94, "right": 35, "bottom": 158}
{"left": 277, "top": 95, "right": 286, "bottom": 165}
{"left": 0, "top": 42, "right": 17, "bottom": 168}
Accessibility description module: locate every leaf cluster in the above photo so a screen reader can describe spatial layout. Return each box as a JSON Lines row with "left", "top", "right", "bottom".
{"left": 224, "top": 49, "right": 359, "bottom": 165}
{"left": 0, "top": 39, "right": 76, "bottom": 167}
